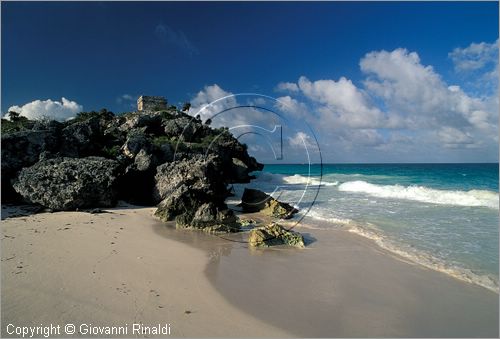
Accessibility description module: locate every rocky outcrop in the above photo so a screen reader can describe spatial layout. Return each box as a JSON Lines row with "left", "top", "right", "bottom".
{"left": 154, "top": 154, "right": 239, "bottom": 232}
{"left": 248, "top": 223, "right": 305, "bottom": 248}
{"left": 153, "top": 154, "right": 224, "bottom": 202}
{"left": 1, "top": 129, "right": 60, "bottom": 202}
{"left": 2, "top": 105, "right": 264, "bottom": 233}
{"left": 12, "top": 157, "right": 119, "bottom": 210}
{"left": 1, "top": 130, "right": 59, "bottom": 175}
{"left": 239, "top": 188, "right": 298, "bottom": 219}
{"left": 60, "top": 117, "right": 103, "bottom": 157}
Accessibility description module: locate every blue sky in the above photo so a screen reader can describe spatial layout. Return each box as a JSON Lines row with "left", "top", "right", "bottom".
{"left": 2, "top": 1, "right": 498, "bottom": 163}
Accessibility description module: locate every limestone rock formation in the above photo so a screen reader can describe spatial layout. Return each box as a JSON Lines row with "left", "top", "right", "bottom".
{"left": 12, "top": 157, "right": 119, "bottom": 210}
{"left": 154, "top": 154, "right": 239, "bottom": 232}
{"left": 248, "top": 223, "right": 305, "bottom": 248}
{"left": 239, "top": 188, "right": 299, "bottom": 219}
{"left": 1, "top": 103, "right": 264, "bottom": 233}
{"left": 1, "top": 129, "right": 60, "bottom": 202}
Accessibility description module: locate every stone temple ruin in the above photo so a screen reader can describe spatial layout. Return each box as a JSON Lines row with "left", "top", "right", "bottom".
{"left": 137, "top": 95, "right": 167, "bottom": 112}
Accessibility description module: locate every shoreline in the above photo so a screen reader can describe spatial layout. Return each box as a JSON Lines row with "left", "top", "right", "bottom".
{"left": 153, "top": 211, "right": 499, "bottom": 337}
{"left": 2, "top": 204, "right": 499, "bottom": 337}
{"left": 344, "top": 221, "right": 500, "bottom": 293}
{"left": 289, "top": 215, "right": 500, "bottom": 294}
{"left": 201, "top": 225, "right": 499, "bottom": 337}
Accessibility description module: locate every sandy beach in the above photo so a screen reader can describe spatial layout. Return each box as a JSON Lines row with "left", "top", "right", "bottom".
{"left": 1, "top": 204, "right": 289, "bottom": 337}
{"left": 2, "top": 204, "right": 498, "bottom": 337}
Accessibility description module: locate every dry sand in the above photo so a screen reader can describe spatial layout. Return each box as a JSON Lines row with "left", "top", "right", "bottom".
{"left": 1, "top": 205, "right": 499, "bottom": 337}
{"left": 1, "top": 204, "right": 289, "bottom": 337}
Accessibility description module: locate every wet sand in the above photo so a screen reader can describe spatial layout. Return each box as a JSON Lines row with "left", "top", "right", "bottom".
{"left": 155, "top": 213, "right": 499, "bottom": 337}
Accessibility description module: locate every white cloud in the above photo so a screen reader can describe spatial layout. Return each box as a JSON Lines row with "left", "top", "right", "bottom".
{"left": 270, "top": 44, "right": 498, "bottom": 162}
{"left": 276, "top": 82, "right": 299, "bottom": 92}
{"left": 360, "top": 48, "right": 448, "bottom": 121}
{"left": 297, "top": 76, "right": 387, "bottom": 128}
{"left": 360, "top": 48, "right": 497, "bottom": 134}
{"left": 7, "top": 97, "right": 83, "bottom": 121}
{"left": 288, "top": 131, "right": 314, "bottom": 149}
{"left": 437, "top": 126, "right": 476, "bottom": 148}
{"left": 188, "top": 84, "right": 237, "bottom": 122}
{"left": 449, "top": 39, "right": 499, "bottom": 72}
{"left": 274, "top": 95, "right": 308, "bottom": 117}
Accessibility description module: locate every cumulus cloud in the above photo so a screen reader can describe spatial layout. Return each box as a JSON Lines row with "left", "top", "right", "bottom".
{"left": 276, "top": 82, "right": 299, "bottom": 92}
{"left": 274, "top": 95, "right": 308, "bottom": 117}
{"left": 449, "top": 39, "right": 499, "bottom": 72}
{"left": 7, "top": 97, "right": 83, "bottom": 121}
{"left": 188, "top": 84, "right": 237, "bottom": 122}
{"left": 361, "top": 48, "right": 451, "bottom": 123}
{"left": 359, "top": 48, "right": 497, "bottom": 135}
{"left": 437, "top": 126, "right": 476, "bottom": 148}
{"left": 188, "top": 84, "right": 282, "bottom": 130}
{"left": 288, "top": 131, "right": 315, "bottom": 149}
{"left": 155, "top": 24, "right": 199, "bottom": 56}
{"left": 270, "top": 44, "right": 498, "bottom": 162}
{"left": 297, "top": 76, "right": 387, "bottom": 128}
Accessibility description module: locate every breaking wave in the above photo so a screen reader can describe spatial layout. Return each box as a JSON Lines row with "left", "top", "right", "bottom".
{"left": 283, "top": 174, "right": 338, "bottom": 186}
{"left": 338, "top": 180, "right": 499, "bottom": 209}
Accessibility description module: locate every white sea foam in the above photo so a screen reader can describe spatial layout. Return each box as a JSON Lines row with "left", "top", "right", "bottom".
{"left": 347, "top": 224, "right": 499, "bottom": 293}
{"left": 254, "top": 171, "right": 285, "bottom": 182}
{"left": 283, "top": 174, "right": 338, "bottom": 187}
{"left": 338, "top": 180, "right": 499, "bottom": 209}
{"left": 304, "top": 209, "right": 352, "bottom": 226}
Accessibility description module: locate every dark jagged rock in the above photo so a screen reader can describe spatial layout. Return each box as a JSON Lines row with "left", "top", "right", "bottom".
{"left": 1, "top": 130, "right": 59, "bottom": 175}
{"left": 154, "top": 154, "right": 239, "bottom": 231}
{"left": 12, "top": 157, "right": 119, "bottom": 211}
{"left": 60, "top": 117, "right": 103, "bottom": 157}
{"left": 119, "top": 112, "right": 163, "bottom": 134}
{"left": 121, "top": 130, "right": 151, "bottom": 158}
{"left": 239, "top": 188, "right": 298, "bottom": 219}
{"left": 32, "top": 119, "right": 63, "bottom": 131}
{"left": 153, "top": 154, "right": 226, "bottom": 203}
{"left": 231, "top": 158, "right": 251, "bottom": 183}
{"left": 162, "top": 115, "right": 196, "bottom": 140}
{"left": 134, "top": 149, "right": 156, "bottom": 172}
{"left": 248, "top": 222, "right": 305, "bottom": 248}
{"left": 1, "top": 129, "right": 60, "bottom": 202}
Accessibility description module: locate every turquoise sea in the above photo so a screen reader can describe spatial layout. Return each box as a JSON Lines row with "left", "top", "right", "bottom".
{"left": 235, "top": 163, "right": 499, "bottom": 292}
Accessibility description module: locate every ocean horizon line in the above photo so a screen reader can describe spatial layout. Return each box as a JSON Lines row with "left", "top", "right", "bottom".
{"left": 262, "top": 162, "right": 500, "bottom": 165}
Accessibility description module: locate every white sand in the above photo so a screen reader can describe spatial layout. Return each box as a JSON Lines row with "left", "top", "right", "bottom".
{"left": 1, "top": 204, "right": 290, "bottom": 337}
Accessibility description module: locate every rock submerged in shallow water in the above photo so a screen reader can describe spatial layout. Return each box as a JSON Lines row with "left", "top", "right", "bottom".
{"left": 248, "top": 223, "right": 305, "bottom": 248}
{"left": 12, "top": 157, "right": 119, "bottom": 211}
{"left": 239, "top": 188, "right": 298, "bottom": 219}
